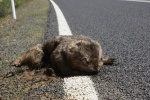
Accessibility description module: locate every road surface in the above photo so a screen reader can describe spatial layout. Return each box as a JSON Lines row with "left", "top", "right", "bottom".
{"left": 32, "top": 0, "right": 150, "bottom": 99}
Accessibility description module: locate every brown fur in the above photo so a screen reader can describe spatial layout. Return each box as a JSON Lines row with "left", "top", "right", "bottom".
{"left": 43, "top": 35, "right": 115, "bottom": 76}
{"left": 11, "top": 35, "right": 115, "bottom": 77}
{"left": 11, "top": 44, "right": 44, "bottom": 70}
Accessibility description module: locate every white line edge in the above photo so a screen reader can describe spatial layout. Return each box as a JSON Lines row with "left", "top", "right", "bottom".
{"left": 49, "top": 0, "right": 72, "bottom": 36}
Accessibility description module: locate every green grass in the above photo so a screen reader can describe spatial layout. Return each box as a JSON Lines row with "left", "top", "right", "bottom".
{"left": 0, "top": 0, "right": 11, "bottom": 17}
{"left": 15, "top": 0, "right": 32, "bottom": 8}
{"left": 0, "top": 0, "right": 32, "bottom": 17}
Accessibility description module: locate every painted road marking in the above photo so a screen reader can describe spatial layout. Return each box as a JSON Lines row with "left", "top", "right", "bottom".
{"left": 123, "top": 0, "right": 150, "bottom": 3}
{"left": 49, "top": 0, "right": 72, "bottom": 35}
{"left": 63, "top": 76, "right": 100, "bottom": 100}
{"left": 49, "top": 0, "right": 99, "bottom": 99}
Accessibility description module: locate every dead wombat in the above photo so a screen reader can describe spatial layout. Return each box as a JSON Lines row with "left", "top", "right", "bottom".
{"left": 42, "top": 35, "right": 115, "bottom": 76}
{"left": 11, "top": 35, "right": 115, "bottom": 77}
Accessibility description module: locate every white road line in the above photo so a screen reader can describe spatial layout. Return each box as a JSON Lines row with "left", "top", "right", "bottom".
{"left": 123, "top": 0, "right": 150, "bottom": 3}
{"left": 49, "top": 0, "right": 72, "bottom": 35}
{"left": 49, "top": 0, "right": 99, "bottom": 99}
{"left": 63, "top": 76, "right": 100, "bottom": 100}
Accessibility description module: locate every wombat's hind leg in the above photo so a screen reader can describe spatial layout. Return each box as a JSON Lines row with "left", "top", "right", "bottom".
{"left": 102, "top": 57, "right": 115, "bottom": 65}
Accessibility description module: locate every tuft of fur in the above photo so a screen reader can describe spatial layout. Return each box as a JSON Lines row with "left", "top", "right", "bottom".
{"left": 11, "top": 35, "right": 115, "bottom": 77}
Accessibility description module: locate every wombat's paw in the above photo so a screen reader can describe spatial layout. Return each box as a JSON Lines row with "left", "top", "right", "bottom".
{"left": 103, "top": 57, "right": 116, "bottom": 65}
{"left": 11, "top": 60, "right": 21, "bottom": 67}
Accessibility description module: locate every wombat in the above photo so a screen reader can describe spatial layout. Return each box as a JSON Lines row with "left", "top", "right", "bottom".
{"left": 11, "top": 35, "right": 115, "bottom": 77}
{"left": 43, "top": 35, "right": 115, "bottom": 76}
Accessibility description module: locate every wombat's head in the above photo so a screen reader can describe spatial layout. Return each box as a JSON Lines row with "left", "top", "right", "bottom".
{"left": 68, "top": 40, "right": 101, "bottom": 74}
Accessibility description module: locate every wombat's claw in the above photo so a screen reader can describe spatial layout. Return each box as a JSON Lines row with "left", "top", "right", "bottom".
{"left": 11, "top": 63, "right": 17, "bottom": 67}
{"left": 109, "top": 57, "right": 115, "bottom": 62}
{"left": 10, "top": 61, "right": 15, "bottom": 66}
{"left": 103, "top": 57, "right": 116, "bottom": 65}
{"left": 10, "top": 61, "right": 20, "bottom": 67}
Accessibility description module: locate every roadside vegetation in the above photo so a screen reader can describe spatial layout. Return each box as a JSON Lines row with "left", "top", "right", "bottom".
{"left": 0, "top": 0, "right": 49, "bottom": 99}
{"left": 0, "top": 0, "right": 32, "bottom": 17}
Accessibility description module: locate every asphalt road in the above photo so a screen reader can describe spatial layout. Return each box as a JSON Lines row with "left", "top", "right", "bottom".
{"left": 43, "top": 0, "right": 150, "bottom": 99}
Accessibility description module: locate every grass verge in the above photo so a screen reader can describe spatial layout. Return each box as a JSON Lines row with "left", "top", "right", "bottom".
{"left": 0, "top": 0, "right": 33, "bottom": 18}
{"left": 0, "top": 0, "right": 49, "bottom": 99}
